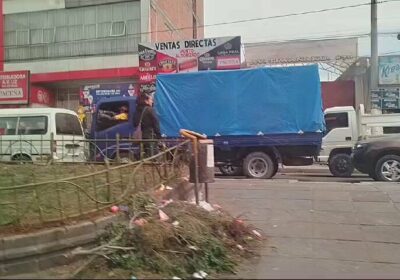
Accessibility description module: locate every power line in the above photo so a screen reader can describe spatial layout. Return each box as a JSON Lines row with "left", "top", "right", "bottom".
{"left": 203, "top": 0, "right": 399, "bottom": 29}
{"left": 244, "top": 30, "right": 400, "bottom": 48}
{"left": 152, "top": 0, "right": 400, "bottom": 36}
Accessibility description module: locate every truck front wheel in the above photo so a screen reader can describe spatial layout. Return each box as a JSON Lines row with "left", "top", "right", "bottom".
{"left": 243, "top": 152, "right": 276, "bottom": 179}
{"left": 328, "top": 153, "right": 354, "bottom": 177}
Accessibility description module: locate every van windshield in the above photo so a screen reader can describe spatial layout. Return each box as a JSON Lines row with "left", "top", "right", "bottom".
{"left": 56, "top": 113, "right": 83, "bottom": 136}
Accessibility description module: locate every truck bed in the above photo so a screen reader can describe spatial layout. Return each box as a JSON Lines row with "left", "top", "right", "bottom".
{"left": 155, "top": 65, "right": 324, "bottom": 137}
{"left": 211, "top": 133, "right": 322, "bottom": 148}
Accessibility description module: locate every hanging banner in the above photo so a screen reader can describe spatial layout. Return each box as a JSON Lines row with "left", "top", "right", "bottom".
{"left": 138, "top": 36, "right": 241, "bottom": 94}
{"left": 80, "top": 82, "right": 138, "bottom": 112}
{"left": 0, "top": 70, "right": 30, "bottom": 105}
{"left": 379, "top": 56, "right": 400, "bottom": 85}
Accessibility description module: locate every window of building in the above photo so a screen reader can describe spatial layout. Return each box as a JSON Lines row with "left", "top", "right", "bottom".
{"left": 43, "top": 28, "right": 55, "bottom": 43}
{"left": 16, "top": 30, "right": 29, "bottom": 45}
{"left": 111, "top": 21, "right": 126, "bottom": 36}
{"left": 56, "top": 89, "right": 80, "bottom": 111}
{"left": 325, "top": 113, "right": 349, "bottom": 133}
{"left": 5, "top": 31, "right": 17, "bottom": 46}
{"left": 68, "top": 25, "right": 84, "bottom": 41}
{"left": 55, "top": 26, "right": 69, "bottom": 42}
{"left": 30, "top": 29, "right": 43, "bottom": 44}
{"left": 84, "top": 24, "right": 97, "bottom": 39}
{"left": 4, "top": 1, "right": 141, "bottom": 61}
{"left": 97, "top": 22, "right": 112, "bottom": 38}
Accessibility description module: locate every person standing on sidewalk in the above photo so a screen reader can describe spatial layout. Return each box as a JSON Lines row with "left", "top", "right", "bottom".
{"left": 133, "top": 92, "right": 161, "bottom": 157}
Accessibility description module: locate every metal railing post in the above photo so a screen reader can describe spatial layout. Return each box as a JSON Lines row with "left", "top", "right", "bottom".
{"left": 116, "top": 133, "right": 120, "bottom": 164}
{"left": 193, "top": 139, "right": 200, "bottom": 205}
{"left": 50, "top": 132, "right": 54, "bottom": 161}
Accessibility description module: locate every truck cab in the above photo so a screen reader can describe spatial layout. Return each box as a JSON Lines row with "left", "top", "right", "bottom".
{"left": 89, "top": 96, "right": 139, "bottom": 161}
{"left": 319, "top": 104, "right": 400, "bottom": 177}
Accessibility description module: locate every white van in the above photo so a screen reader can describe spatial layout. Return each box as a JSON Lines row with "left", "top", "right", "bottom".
{"left": 0, "top": 108, "right": 86, "bottom": 163}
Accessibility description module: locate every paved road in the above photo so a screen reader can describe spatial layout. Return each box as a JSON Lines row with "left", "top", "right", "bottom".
{"left": 210, "top": 171, "right": 400, "bottom": 279}
{"left": 216, "top": 165, "right": 373, "bottom": 183}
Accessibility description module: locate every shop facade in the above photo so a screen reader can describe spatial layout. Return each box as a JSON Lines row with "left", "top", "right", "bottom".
{"left": 0, "top": 0, "right": 204, "bottom": 111}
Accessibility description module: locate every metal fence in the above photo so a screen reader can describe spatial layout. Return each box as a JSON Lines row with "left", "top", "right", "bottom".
{"left": 0, "top": 139, "right": 190, "bottom": 228}
{"left": 0, "top": 134, "right": 186, "bottom": 164}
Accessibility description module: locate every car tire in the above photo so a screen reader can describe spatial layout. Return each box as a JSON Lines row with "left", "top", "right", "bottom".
{"left": 374, "top": 155, "right": 400, "bottom": 182}
{"left": 328, "top": 153, "right": 354, "bottom": 177}
{"left": 12, "top": 154, "right": 32, "bottom": 164}
{"left": 219, "top": 165, "right": 243, "bottom": 176}
{"left": 243, "top": 152, "right": 276, "bottom": 179}
{"left": 368, "top": 171, "right": 379, "bottom": 181}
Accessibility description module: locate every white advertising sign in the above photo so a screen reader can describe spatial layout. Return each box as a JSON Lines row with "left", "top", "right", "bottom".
{"left": 379, "top": 56, "right": 400, "bottom": 85}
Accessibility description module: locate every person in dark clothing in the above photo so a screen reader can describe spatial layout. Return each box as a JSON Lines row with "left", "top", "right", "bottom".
{"left": 133, "top": 92, "right": 161, "bottom": 157}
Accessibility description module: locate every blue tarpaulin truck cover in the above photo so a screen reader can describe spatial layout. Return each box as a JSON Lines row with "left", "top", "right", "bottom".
{"left": 155, "top": 65, "right": 324, "bottom": 137}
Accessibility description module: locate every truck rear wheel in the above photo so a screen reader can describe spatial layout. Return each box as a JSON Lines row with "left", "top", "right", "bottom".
{"left": 329, "top": 153, "right": 354, "bottom": 177}
{"left": 219, "top": 165, "right": 243, "bottom": 176}
{"left": 243, "top": 152, "right": 276, "bottom": 179}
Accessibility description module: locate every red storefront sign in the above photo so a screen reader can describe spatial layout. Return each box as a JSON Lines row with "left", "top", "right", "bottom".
{"left": 139, "top": 72, "right": 157, "bottom": 83}
{"left": 0, "top": 70, "right": 30, "bottom": 105}
{"left": 216, "top": 56, "right": 241, "bottom": 70}
{"left": 31, "top": 86, "right": 55, "bottom": 107}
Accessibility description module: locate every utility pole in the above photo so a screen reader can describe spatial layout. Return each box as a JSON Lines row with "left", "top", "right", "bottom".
{"left": 192, "top": 0, "right": 197, "bottom": 39}
{"left": 369, "top": 0, "right": 379, "bottom": 111}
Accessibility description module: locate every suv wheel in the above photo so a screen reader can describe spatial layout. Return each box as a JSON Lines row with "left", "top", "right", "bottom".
{"left": 328, "top": 153, "right": 354, "bottom": 177}
{"left": 368, "top": 171, "right": 379, "bottom": 181}
{"left": 375, "top": 155, "right": 400, "bottom": 182}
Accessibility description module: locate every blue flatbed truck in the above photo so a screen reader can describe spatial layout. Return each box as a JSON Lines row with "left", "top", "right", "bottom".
{"left": 155, "top": 65, "right": 325, "bottom": 179}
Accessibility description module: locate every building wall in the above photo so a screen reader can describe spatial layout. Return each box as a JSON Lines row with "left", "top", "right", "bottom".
{"left": 4, "top": 1, "right": 141, "bottom": 62}
{"left": 321, "top": 81, "right": 355, "bottom": 110}
{"left": 5, "top": 54, "right": 138, "bottom": 74}
{"left": 149, "top": 0, "right": 204, "bottom": 42}
{"left": 195, "top": 0, "right": 204, "bottom": 39}
{"left": 3, "top": 0, "right": 142, "bottom": 74}
{"left": 3, "top": 0, "right": 204, "bottom": 74}
{"left": 339, "top": 58, "right": 370, "bottom": 110}
{"left": 4, "top": 0, "right": 65, "bottom": 14}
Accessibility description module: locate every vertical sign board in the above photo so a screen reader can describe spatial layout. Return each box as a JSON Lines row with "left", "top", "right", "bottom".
{"left": 379, "top": 56, "right": 400, "bottom": 85}
{"left": 0, "top": 70, "right": 30, "bottom": 105}
{"left": 138, "top": 36, "right": 241, "bottom": 94}
{"left": 371, "top": 89, "right": 400, "bottom": 110}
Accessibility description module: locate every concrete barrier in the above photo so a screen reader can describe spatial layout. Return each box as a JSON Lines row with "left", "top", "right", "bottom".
{"left": 0, "top": 214, "right": 123, "bottom": 278}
